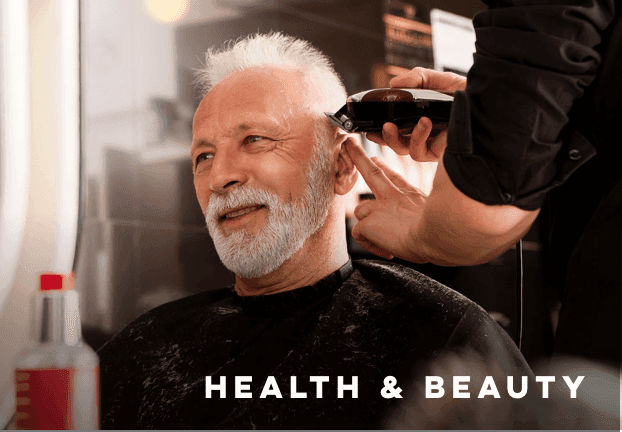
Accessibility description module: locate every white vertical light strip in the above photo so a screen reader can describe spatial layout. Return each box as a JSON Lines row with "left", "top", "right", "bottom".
{"left": 52, "top": 0, "right": 80, "bottom": 273}
{"left": 430, "top": 9, "right": 476, "bottom": 75}
{"left": 0, "top": 0, "right": 29, "bottom": 315}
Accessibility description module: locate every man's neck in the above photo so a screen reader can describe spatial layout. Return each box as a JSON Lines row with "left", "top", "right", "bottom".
{"left": 234, "top": 222, "right": 349, "bottom": 296}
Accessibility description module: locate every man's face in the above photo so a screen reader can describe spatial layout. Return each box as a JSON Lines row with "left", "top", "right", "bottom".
{"left": 191, "top": 66, "right": 334, "bottom": 278}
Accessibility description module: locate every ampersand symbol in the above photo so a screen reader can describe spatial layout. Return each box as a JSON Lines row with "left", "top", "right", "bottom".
{"left": 381, "top": 376, "right": 403, "bottom": 399}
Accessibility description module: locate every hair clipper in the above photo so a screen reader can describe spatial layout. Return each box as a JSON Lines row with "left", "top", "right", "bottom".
{"left": 325, "top": 88, "right": 453, "bottom": 137}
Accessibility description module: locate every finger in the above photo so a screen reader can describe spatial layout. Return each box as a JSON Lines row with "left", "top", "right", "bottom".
{"left": 429, "top": 129, "right": 448, "bottom": 159}
{"left": 390, "top": 67, "right": 467, "bottom": 92}
{"left": 353, "top": 199, "right": 375, "bottom": 221}
{"left": 389, "top": 68, "right": 425, "bottom": 89}
{"left": 417, "top": 129, "right": 449, "bottom": 163}
{"left": 370, "top": 157, "right": 424, "bottom": 195}
{"left": 408, "top": 117, "right": 435, "bottom": 162}
{"left": 351, "top": 222, "right": 394, "bottom": 260}
{"left": 368, "top": 129, "right": 411, "bottom": 156}
{"left": 344, "top": 141, "right": 400, "bottom": 199}
{"left": 381, "top": 123, "right": 410, "bottom": 156}
{"left": 365, "top": 132, "right": 387, "bottom": 147}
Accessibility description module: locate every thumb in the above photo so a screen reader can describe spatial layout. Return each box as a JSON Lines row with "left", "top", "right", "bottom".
{"left": 351, "top": 220, "right": 395, "bottom": 260}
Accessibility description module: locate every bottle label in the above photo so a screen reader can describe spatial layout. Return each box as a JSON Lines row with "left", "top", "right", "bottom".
{"left": 15, "top": 368, "right": 74, "bottom": 430}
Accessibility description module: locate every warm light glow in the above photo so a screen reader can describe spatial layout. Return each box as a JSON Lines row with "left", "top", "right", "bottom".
{"left": 143, "top": 0, "right": 189, "bottom": 23}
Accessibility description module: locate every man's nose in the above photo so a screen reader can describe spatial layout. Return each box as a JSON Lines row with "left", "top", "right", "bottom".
{"left": 208, "top": 151, "right": 249, "bottom": 193}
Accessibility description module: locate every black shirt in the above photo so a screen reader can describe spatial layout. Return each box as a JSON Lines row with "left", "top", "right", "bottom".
{"left": 443, "top": 0, "right": 620, "bottom": 365}
{"left": 99, "top": 260, "right": 536, "bottom": 429}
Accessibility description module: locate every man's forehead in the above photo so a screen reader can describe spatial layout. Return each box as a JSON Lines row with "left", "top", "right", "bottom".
{"left": 194, "top": 115, "right": 285, "bottom": 142}
{"left": 193, "top": 69, "right": 315, "bottom": 142}
{"left": 193, "top": 99, "right": 292, "bottom": 133}
{"left": 197, "top": 66, "right": 310, "bottom": 112}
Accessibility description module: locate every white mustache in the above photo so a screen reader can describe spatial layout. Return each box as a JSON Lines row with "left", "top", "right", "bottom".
{"left": 205, "top": 187, "right": 277, "bottom": 223}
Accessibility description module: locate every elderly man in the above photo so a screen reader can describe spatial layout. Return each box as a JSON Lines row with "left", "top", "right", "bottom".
{"left": 99, "top": 33, "right": 537, "bottom": 429}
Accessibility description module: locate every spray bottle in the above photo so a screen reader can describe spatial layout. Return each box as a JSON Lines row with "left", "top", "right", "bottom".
{"left": 13, "top": 273, "right": 99, "bottom": 429}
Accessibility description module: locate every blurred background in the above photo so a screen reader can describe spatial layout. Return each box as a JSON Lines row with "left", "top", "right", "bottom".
{"left": 1, "top": 0, "right": 559, "bottom": 400}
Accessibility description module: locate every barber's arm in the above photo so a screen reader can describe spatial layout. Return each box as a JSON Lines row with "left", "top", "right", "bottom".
{"left": 348, "top": 0, "right": 616, "bottom": 265}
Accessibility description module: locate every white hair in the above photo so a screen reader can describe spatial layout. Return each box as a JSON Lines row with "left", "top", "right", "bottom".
{"left": 195, "top": 32, "right": 347, "bottom": 117}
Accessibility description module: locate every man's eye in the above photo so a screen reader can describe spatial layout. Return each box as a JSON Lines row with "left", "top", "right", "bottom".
{"left": 196, "top": 153, "right": 214, "bottom": 165}
{"left": 244, "top": 135, "right": 265, "bottom": 145}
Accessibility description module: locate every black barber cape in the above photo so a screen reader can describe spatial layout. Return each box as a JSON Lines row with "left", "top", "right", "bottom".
{"left": 99, "top": 260, "right": 536, "bottom": 429}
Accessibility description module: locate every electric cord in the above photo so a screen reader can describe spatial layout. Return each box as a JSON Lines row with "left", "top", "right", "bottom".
{"left": 516, "top": 239, "right": 524, "bottom": 350}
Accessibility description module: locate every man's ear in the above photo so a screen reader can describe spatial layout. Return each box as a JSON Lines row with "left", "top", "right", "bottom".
{"left": 334, "top": 136, "right": 359, "bottom": 196}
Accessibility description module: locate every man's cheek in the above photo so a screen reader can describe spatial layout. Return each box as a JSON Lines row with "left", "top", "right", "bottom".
{"left": 193, "top": 183, "right": 210, "bottom": 213}
{"left": 256, "top": 163, "right": 304, "bottom": 197}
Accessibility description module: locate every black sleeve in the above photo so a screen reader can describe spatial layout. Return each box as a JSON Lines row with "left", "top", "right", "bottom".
{"left": 443, "top": 0, "right": 616, "bottom": 210}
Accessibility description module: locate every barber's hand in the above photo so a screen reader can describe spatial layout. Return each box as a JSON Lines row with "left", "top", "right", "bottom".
{"left": 367, "top": 67, "right": 466, "bottom": 163}
{"left": 345, "top": 140, "right": 430, "bottom": 263}
{"left": 367, "top": 123, "right": 448, "bottom": 163}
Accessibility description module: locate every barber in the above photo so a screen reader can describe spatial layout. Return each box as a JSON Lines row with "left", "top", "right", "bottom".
{"left": 346, "top": 0, "right": 620, "bottom": 365}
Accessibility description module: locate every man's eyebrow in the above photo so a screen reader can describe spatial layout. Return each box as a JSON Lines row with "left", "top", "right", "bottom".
{"left": 237, "top": 124, "right": 251, "bottom": 132}
{"left": 235, "top": 121, "right": 282, "bottom": 134}
{"left": 190, "top": 139, "right": 215, "bottom": 154}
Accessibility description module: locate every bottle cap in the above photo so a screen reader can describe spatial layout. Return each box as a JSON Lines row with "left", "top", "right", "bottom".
{"left": 33, "top": 272, "right": 80, "bottom": 345}
{"left": 40, "top": 273, "right": 74, "bottom": 291}
{"left": 40, "top": 274, "right": 62, "bottom": 290}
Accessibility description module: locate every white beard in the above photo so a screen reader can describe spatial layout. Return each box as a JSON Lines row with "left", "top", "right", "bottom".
{"left": 205, "top": 146, "right": 333, "bottom": 279}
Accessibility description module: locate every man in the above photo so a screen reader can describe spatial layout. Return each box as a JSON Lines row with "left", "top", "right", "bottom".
{"left": 347, "top": 0, "right": 620, "bottom": 367}
{"left": 99, "top": 32, "right": 536, "bottom": 429}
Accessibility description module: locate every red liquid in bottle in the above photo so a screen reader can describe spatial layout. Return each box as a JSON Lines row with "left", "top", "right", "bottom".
{"left": 14, "top": 274, "right": 99, "bottom": 430}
